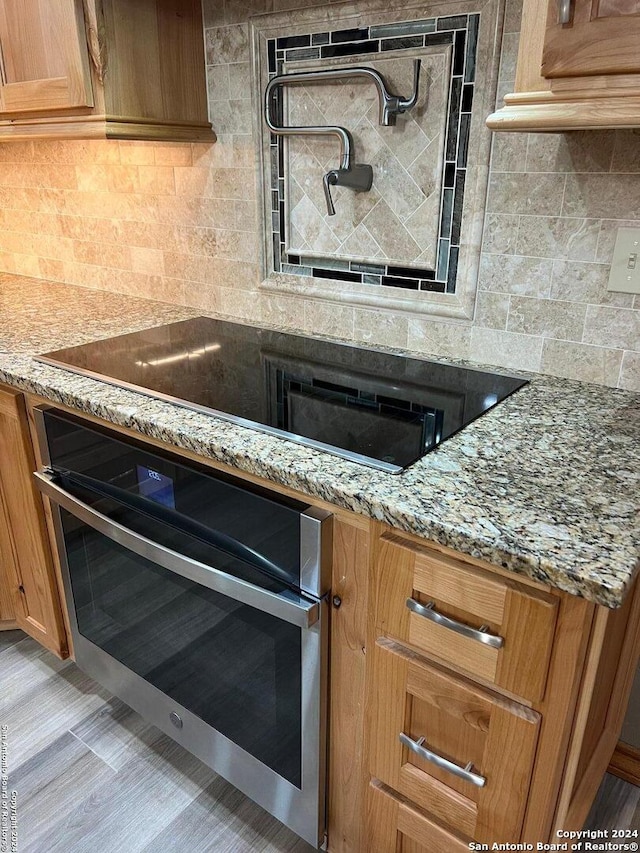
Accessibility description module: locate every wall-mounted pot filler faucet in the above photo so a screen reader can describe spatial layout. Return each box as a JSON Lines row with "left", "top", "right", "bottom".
{"left": 264, "top": 60, "right": 421, "bottom": 215}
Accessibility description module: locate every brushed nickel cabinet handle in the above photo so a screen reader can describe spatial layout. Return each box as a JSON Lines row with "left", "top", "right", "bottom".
{"left": 399, "top": 733, "right": 486, "bottom": 787}
{"left": 406, "top": 598, "right": 504, "bottom": 649}
{"left": 558, "top": 0, "right": 572, "bottom": 24}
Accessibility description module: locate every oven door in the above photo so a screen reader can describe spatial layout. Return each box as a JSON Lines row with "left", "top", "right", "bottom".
{"left": 35, "top": 468, "right": 328, "bottom": 848}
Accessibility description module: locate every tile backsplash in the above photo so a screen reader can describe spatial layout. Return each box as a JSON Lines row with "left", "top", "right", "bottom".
{"left": 0, "top": 0, "right": 638, "bottom": 391}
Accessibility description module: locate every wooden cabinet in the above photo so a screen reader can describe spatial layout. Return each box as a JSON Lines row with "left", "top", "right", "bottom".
{"left": 328, "top": 512, "right": 372, "bottom": 853}
{"left": 0, "top": 486, "right": 17, "bottom": 626}
{"left": 375, "top": 532, "right": 558, "bottom": 702}
{"left": 368, "top": 640, "right": 540, "bottom": 842}
{"left": 542, "top": 1, "right": 640, "bottom": 78}
{"left": 1, "top": 392, "right": 639, "bottom": 850}
{"left": 487, "top": 0, "right": 640, "bottom": 130}
{"left": 366, "top": 781, "right": 471, "bottom": 853}
{"left": 0, "top": 384, "right": 67, "bottom": 656}
{"left": 365, "top": 523, "right": 640, "bottom": 852}
{"left": 0, "top": 0, "right": 93, "bottom": 115}
{"left": 0, "top": 0, "right": 214, "bottom": 142}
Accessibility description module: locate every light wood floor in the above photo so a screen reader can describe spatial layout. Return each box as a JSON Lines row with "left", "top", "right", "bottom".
{"left": 2, "top": 630, "right": 638, "bottom": 852}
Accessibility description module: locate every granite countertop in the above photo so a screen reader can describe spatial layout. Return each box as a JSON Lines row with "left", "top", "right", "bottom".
{"left": 0, "top": 274, "right": 638, "bottom": 608}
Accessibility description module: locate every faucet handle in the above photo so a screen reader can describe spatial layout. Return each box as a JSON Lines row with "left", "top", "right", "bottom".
{"left": 323, "top": 170, "right": 339, "bottom": 216}
{"left": 323, "top": 165, "right": 373, "bottom": 216}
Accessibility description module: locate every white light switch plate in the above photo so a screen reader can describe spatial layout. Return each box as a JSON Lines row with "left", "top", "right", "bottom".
{"left": 607, "top": 227, "right": 640, "bottom": 294}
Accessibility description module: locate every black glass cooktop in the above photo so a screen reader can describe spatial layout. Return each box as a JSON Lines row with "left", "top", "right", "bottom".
{"left": 39, "top": 317, "right": 528, "bottom": 473}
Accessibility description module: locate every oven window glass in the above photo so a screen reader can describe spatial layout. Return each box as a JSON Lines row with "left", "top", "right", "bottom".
{"left": 60, "top": 508, "right": 303, "bottom": 788}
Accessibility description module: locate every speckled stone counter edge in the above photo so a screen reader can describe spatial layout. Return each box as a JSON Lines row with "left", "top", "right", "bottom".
{"left": 0, "top": 353, "right": 638, "bottom": 610}
{"left": 2, "top": 274, "right": 639, "bottom": 609}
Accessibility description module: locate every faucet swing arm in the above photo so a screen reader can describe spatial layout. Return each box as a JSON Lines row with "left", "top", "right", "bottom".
{"left": 264, "top": 60, "right": 422, "bottom": 129}
{"left": 264, "top": 105, "right": 353, "bottom": 172}
{"left": 264, "top": 60, "right": 421, "bottom": 215}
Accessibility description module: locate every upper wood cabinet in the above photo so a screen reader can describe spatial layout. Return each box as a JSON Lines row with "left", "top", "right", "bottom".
{"left": 487, "top": 0, "right": 640, "bottom": 131}
{"left": 0, "top": 0, "right": 214, "bottom": 142}
{"left": 0, "top": 0, "right": 94, "bottom": 114}
{"left": 542, "top": 1, "right": 640, "bottom": 78}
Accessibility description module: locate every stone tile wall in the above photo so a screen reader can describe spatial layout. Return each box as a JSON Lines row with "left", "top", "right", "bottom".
{"left": 0, "top": 0, "right": 637, "bottom": 390}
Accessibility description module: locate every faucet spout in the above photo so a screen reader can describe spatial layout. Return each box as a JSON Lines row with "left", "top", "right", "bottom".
{"left": 265, "top": 61, "right": 421, "bottom": 131}
{"left": 393, "top": 59, "right": 422, "bottom": 122}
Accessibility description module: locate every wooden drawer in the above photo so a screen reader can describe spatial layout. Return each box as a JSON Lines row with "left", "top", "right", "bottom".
{"left": 367, "top": 779, "right": 471, "bottom": 853}
{"left": 375, "top": 532, "right": 559, "bottom": 701}
{"left": 369, "top": 640, "right": 541, "bottom": 843}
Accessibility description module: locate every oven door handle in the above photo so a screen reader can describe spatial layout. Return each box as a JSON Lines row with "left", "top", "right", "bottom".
{"left": 34, "top": 470, "right": 320, "bottom": 629}
{"left": 50, "top": 466, "right": 294, "bottom": 589}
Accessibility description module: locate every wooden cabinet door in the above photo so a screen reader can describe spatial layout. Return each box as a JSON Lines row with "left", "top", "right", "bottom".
{"left": 0, "top": 0, "right": 94, "bottom": 114}
{"left": 0, "top": 486, "right": 17, "bottom": 624}
{"left": 368, "top": 640, "right": 540, "bottom": 843}
{"left": 367, "top": 780, "right": 471, "bottom": 853}
{"left": 0, "top": 386, "right": 67, "bottom": 656}
{"left": 542, "top": 0, "right": 640, "bottom": 77}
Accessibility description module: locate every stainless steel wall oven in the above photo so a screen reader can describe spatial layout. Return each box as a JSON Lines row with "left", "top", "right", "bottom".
{"left": 33, "top": 407, "right": 331, "bottom": 848}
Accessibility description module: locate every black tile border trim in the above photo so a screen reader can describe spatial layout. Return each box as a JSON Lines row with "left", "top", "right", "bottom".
{"left": 267, "top": 13, "right": 480, "bottom": 294}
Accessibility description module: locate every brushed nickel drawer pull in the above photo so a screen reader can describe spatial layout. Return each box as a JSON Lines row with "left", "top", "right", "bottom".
{"left": 399, "top": 733, "right": 486, "bottom": 788}
{"left": 406, "top": 598, "right": 504, "bottom": 649}
{"left": 558, "top": 0, "right": 572, "bottom": 24}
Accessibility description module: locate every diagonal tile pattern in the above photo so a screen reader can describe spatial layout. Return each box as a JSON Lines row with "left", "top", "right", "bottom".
{"left": 284, "top": 47, "right": 450, "bottom": 267}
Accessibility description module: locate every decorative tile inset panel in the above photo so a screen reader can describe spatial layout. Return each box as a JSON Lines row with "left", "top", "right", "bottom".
{"left": 285, "top": 49, "right": 450, "bottom": 269}
{"left": 252, "top": 1, "right": 498, "bottom": 317}
{"left": 267, "top": 16, "right": 478, "bottom": 294}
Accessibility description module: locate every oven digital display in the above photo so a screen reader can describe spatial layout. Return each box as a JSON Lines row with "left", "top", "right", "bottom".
{"left": 136, "top": 465, "right": 175, "bottom": 509}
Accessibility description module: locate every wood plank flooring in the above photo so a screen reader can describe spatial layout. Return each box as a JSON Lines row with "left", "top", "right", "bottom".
{"left": 1, "top": 630, "right": 638, "bottom": 852}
